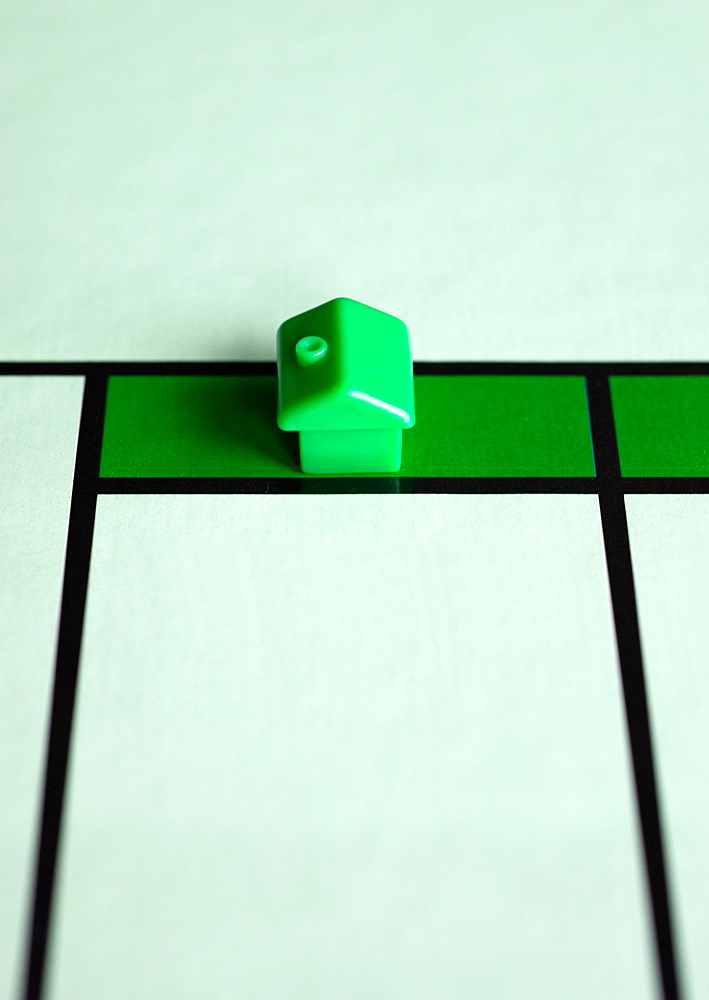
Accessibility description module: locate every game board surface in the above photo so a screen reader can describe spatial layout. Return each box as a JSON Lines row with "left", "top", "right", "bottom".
{"left": 2, "top": 3, "right": 708, "bottom": 999}
{"left": 1, "top": 362, "right": 708, "bottom": 1000}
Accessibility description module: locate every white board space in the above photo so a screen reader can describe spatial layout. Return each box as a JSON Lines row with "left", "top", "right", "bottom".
{"left": 50, "top": 494, "right": 653, "bottom": 999}
{"left": 2, "top": 3, "right": 707, "bottom": 362}
{"left": 626, "top": 496, "right": 709, "bottom": 999}
{"left": 0, "top": 376, "right": 83, "bottom": 999}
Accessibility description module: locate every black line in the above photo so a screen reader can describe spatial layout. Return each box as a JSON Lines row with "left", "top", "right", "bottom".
{"left": 0, "top": 361, "right": 277, "bottom": 377}
{"left": 22, "top": 376, "right": 107, "bottom": 1000}
{"left": 586, "top": 376, "right": 622, "bottom": 479}
{"left": 621, "top": 478, "right": 709, "bottom": 493}
{"left": 600, "top": 495, "right": 682, "bottom": 999}
{"left": 95, "top": 476, "right": 709, "bottom": 495}
{"left": 414, "top": 361, "right": 709, "bottom": 376}
{"left": 95, "top": 475, "right": 604, "bottom": 495}
{"left": 2, "top": 360, "right": 709, "bottom": 377}
{"left": 587, "top": 376, "right": 682, "bottom": 1000}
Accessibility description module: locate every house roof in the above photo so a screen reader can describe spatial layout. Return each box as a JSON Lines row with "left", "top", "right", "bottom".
{"left": 277, "top": 298, "right": 415, "bottom": 431}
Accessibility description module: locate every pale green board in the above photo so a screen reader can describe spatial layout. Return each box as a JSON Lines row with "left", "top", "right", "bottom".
{"left": 50, "top": 495, "right": 653, "bottom": 999}
{"left": 1, "top": 1, "right": 707, "bottom": 361}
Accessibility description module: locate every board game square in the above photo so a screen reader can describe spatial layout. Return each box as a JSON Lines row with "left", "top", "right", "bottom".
{"left": 610, "top": 376, "right": 709, "bottom": 478}
{"left": 403, "top": 375, "right": 594, "bottom": 477}
{"left": 100, "top": 376, "right": 302, "bottom": 478}
{"left": 100, "top": 374, "right": 594, "bottom": 479}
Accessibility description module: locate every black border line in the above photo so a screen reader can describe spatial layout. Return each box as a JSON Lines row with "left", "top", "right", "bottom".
{"left": 2, "top": 360, "right": 709, "bottom": 377}
{"left": 97, "top": 475, "right": 603, "bottom": 495}
{"left": 22, "top": 376, "right": 107, "bottom": 1000}
{"left": 94, "top": 476, "right": 709, "bottom": 496}
{"left": 586, "top": 375, "right": 682, "bottom": 1000}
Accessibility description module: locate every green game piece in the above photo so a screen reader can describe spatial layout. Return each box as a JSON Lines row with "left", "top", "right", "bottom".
{"left": 610, "top": 376, "right": 709, "bottom": 477}
{"left": 277, "top": 298, "right": 415, "bottom": 473}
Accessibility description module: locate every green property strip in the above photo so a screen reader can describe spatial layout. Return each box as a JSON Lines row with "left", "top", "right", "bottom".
{"left": 100, "top": 375, "right": 595, "bottom": 478}
{"left": 611, "top": 376, "right": 709, "bottom": 477}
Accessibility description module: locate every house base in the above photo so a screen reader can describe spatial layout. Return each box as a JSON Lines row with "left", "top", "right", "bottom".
{"left": 299, "top": 429, "right": 403, "bottom": 474}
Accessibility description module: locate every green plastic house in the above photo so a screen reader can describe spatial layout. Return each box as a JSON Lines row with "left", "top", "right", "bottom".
{"left": 277, "top": 297, "right": 415, "bottom": 474}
